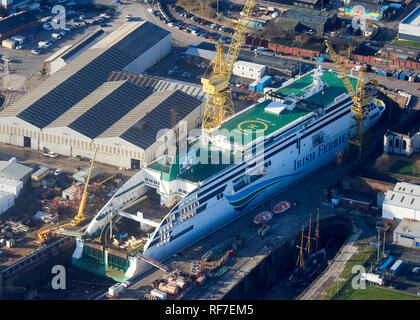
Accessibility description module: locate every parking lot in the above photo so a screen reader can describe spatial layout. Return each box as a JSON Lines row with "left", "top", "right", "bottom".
{"left": 386, "top": 244, "right": 420, "bottom": 296}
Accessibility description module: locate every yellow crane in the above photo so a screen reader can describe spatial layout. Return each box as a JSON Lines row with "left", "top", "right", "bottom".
{"left": 70, "top": 147, "right": 98, "bottom": 226}
{"left": 201, "top": 0, "right": 255, "bottom": 131}
{"left": 37, "top": 148, "right": 98, "bottom": 244}
{"left": 324, "top": 40, "right": 371, "bottom": 160}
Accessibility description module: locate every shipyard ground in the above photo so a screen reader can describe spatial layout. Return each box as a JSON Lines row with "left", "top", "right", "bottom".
{"left": 0, "top": 143, "right": 133, "bottom": 276}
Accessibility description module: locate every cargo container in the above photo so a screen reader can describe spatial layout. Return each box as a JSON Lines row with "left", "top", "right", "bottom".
{"left": 374, "top": 69, "right": 388, "bottom": 77}
{"left": 390, "top": 259, "right": 403, "bottom": 275}
{"left": 378, "top": 256, "right": 394, "bottom": 271}
{"left": 150, "top": 289, "right": 167, "bottom": 300}
{"left": 31, "top": 166, "right": 50, "bottom": 182}
{"left": 256, "top": 75, "right": 272, "bottom": 93}
{"left": 361, "top": 273, "right": 384, "bottom": 285}
{"left": 393, "top": 71, "right": 401, "bottom": 79}
{"left": 2, "top": 39, "right": 17, "bottom": 49}
{"left": 408, "top": 72, "right": 418, "bottom": 82}
{"left": 399, "top": 71, "right": 409, "bottom": 81}
{"left": 249, "top": 80, "right": 258, "bottom": 91}
{"left": 0, "top": 191, "right": 14, "bottom": 215}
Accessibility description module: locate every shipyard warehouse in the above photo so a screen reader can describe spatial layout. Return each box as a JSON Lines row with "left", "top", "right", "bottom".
{"left": 0, "top": 21, "right": 205, "bottom": 169}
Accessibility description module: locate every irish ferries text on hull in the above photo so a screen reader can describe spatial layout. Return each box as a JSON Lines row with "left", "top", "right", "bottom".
{"left": 72, "top": 67, "right": 386, "bottom": 282}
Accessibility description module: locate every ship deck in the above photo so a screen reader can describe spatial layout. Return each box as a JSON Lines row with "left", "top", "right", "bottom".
{"left": 146, "top": 70, "right": 358, "bottom": 184}
{"left": 275, "top": 70, "right": 358, "bottom": 107}
{"left": 124, "top": 189, "right": 170, "bottom": 221}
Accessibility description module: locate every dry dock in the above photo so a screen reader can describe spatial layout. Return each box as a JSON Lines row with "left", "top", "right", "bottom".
{"left": 106, "top": 161, "right": 353, "bottom": 300}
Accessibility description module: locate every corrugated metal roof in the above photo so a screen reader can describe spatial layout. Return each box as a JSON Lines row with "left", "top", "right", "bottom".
{"left": 0, "top": 21, "right": 170, "bottom": 129}
{"left": 66, "top": 81, "right": 153, "bottom": 139}
{"left": 0, "top": 161, "right": 32, "bottom": 180}
{"left": 394, "top": 182, "right": 420, "bottom": 197}
{"left": 107, "top": 71, "right": 206, "bottom": 101}
{"left": 46, "top": 80, "right": 133, "bottom": 128}
{"left": 394, "top": 219, "right": 420, "bottom": 237}
{"left": 100, "top": 90, "right": 202, "bottom": 149}
{"left": 0, "top": 11, "right": 37, "bottom": 34}
{"left": 382, "top": 44, "right": 420, "bottom": 59}
{"left": 384, "top": 190, "right": 420, "bottom": 210}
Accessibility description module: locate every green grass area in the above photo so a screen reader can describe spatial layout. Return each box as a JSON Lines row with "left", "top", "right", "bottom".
{"left": 318, "top": 246, "right": 376, "bottom": 300}
{"left": 389, "top": 160, "right": 420, "bottom": 177}
{"left": 335, "top": 283, "right": 420, "bottom": 300}
{"left": 392, "top": 39, "right": 420, "bottom": 49}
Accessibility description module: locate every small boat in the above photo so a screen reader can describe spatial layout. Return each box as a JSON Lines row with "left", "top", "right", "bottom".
{"left": 273, "top": 200, "right": 291, "bottom": 214}
{"left": 253, "top": 211, "right": 273, "bottom": 224}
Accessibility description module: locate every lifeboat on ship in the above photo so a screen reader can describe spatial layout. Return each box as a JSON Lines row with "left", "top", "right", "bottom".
{"left": 253, "top": 211, "right": 273, "bottom": 224}
{"left": 273, "top": 201, "right": 291, "bottom": 214}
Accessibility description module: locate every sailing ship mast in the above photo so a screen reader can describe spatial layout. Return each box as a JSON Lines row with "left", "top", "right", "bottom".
{"left": 315, "top": 209, "right": 320, "bottom": 253}
{"left": 296, "top": 226, "right": 306, "bottom": 269}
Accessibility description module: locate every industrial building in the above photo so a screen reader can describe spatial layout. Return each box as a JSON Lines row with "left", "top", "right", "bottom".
{"left": 0, "top": 0, "right": 39, "bottom": 11}
{"left": 43, "top": 30, "right": 104, "bottom": 76}
{"left": 0, "top": 159, "right": 32, "bottom": 183}
{"left": 382, "top": 182, "right": 420, "bottom": 222}
{"left": 384, "top": 130, "right": 420, "bottom": 156}
{"left": 107, "top": 71, "right": 206, "bottom": 102}
{"left": 343, "top": 1, "right": 389, "bottom": 20}
{"left": 393, "top": 218, "right": 420, "bottom": 248}
{"left": 0, "top": 10, "right": 38, "bottom": 42}
{"left": 0, "top": 22, "right": 207, "bottom": 169}
{"left": 380, "top": 44, "right": 420, "bottom": 61}
{"left": 399, "top": 5, "right": 420, "bottom": 42}
{"left": 293, "top": 0, "right": 323, "bottom": 10}
{"left": 282, "top": 6, "right": 336, "bottom": 33}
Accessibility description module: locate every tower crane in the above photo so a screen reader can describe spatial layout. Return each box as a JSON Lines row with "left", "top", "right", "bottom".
{"left": 201, "top": 0, "right": 255, "bottom": 131}
{"left": 324, "top": 40, "right": 371, "bottom": 160}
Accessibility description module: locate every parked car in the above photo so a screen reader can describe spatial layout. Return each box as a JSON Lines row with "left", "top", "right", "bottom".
{"left": 411, "top": 267, "right": 420, "bottom": 273}
{"left": 44, "top": 151, "right": 58, "bottom": 158}
{"left": 31, "top": 48, "right": 42, "bottom": 55}
{"left": 54, "top": 168, "right": 62, "bottom": 176}
{"left": 43, "top": 23, "right": 52, "bottom": 31}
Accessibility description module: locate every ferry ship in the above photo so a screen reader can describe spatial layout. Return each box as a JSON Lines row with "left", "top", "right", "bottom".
{"left": 72, "top": 67, "right": 385, "bottom": 281}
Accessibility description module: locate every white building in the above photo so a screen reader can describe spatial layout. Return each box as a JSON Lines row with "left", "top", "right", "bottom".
{"left": 384, "top": 130, "right": 420, "bottom": 156}
{"left": 382, "top": 182, "right": 420, "bottom": 222}
{"left": 393, "top": 218, "right": 420, "bottom": 248}
{"left": 232, "top": 61, "right": 267, "bottom": 80}
{"left": 0, "top": 190, "right": 14, "bottom": 215}
{"left": 0, "top": 177, "right": 23, "bottom": 198}
{"left": 398, "top": 5, "right": 420, "bottom": 43}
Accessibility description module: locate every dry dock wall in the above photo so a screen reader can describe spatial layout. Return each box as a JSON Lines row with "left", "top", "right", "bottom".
{"left": 221, "top": 216, "right": 352, "bottom": 300}
{"left": 0, "top": 236, "right": 75, "bottom": 299}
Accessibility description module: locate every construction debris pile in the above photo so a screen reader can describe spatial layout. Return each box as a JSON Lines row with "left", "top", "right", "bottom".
{"left": 141, "top": 235, "right": 242, "bottom": 300}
